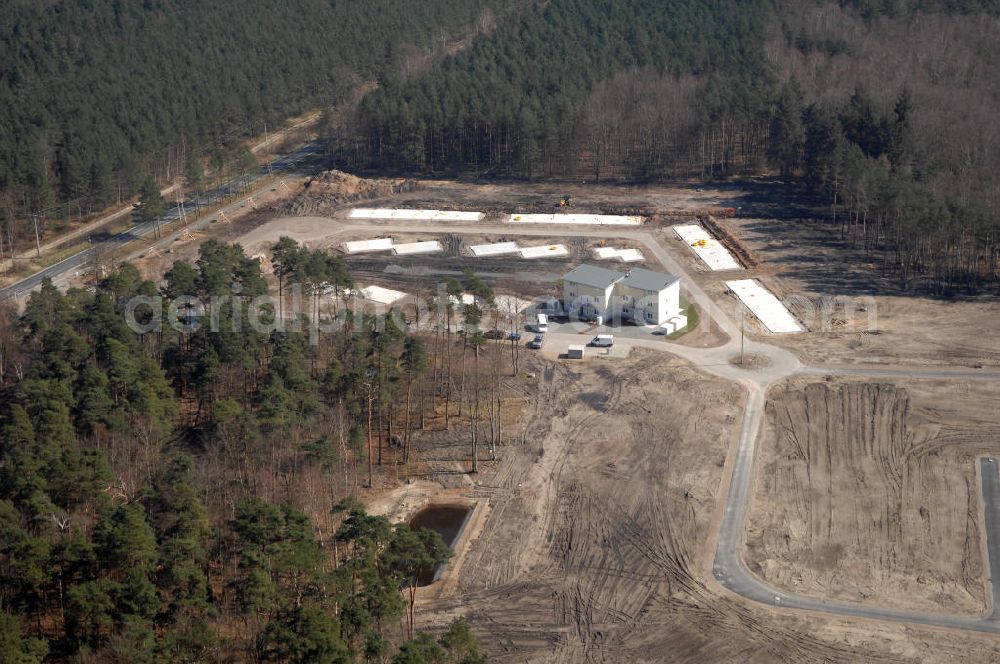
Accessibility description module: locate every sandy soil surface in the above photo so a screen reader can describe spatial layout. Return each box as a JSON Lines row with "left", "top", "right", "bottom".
{"left": 406, "top": 350, "right": 1000, "bottom": 662}
{"left": 717, "top": 215, "right": 1000, "bottom": 369}
{"left": 238, "top": 218, "right": 651, "bottom": 267}
{"left": 747, "top": 375, "right": 1000, "bottom": 616}
{"left": 309, "top": 179, "right": 745, "bottom": 217}
{"left": 123, "top": 177, "right": 1000, "bottom": 659}
{"left": 128, "top": 179, "right": 309, "bottom": 282}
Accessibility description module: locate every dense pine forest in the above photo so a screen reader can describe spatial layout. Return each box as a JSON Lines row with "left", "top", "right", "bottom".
{"left": 344, "top": 0, "right": 1000, "bottom": 292}
{"left": 345, "top": 0, "right": 773, "bottom": 178}
{"left": 0, "top": 239, "right": 511, "bottom": 661}
{"left": 0, "top": 0, "right": 507, "bottom": 247}
{"left": 3, "top": 0, "right": 999, "bottom": 290}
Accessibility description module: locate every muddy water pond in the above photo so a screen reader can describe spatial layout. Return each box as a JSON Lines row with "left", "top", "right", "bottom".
{"left": 409, "top": 504, "right": 473, "bottom": 586}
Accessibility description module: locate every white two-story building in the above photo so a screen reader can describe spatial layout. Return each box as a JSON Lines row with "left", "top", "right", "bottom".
{"left": 562, "top": 264, "right": 624, "bottom": 320}
{"left": 615, "top": 267, "right": 680, "bottom": 325}
{"left": 563, "top": 264, "right": 680, "bottom": 325}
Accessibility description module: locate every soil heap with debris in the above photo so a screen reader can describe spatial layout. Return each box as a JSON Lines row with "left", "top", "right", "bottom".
{"left": 286, "top": 169, "right": 418, "bottom": 215}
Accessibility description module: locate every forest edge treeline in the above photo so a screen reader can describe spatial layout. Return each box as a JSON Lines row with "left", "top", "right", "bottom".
{"left": 2, "top": 0, "right": 998, "bottom": 293}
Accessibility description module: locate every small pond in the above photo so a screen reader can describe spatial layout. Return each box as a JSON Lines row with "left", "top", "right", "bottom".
{"left": 409, "top": 504, "right": 473, "bottom": 586}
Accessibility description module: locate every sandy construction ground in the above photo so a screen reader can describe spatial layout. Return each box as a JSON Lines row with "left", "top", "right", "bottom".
{"left": 747, "top": 376, "right": 1000, "bottom": 616}
{"left": 364, "top": 179, "right": 743, "bottom": 216}
{"left": 716, "top": 215, "right": 1000, "bottom": 369}
{"left": 125, "top": 177, "right": 1000, "bottom": 659}
{"left": 411, "top": 351, "right": 1000, "bottom": 662}
{"left": 236, "top": 216, "right": 652, "bottom": 268}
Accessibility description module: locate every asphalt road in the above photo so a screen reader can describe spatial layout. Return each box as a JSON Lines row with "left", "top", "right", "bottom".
{"left": 0, "top": 142, "right": 321, "bottom": 302}
{"left": 981, "top": 457, "right": 1000, "bottom": 622}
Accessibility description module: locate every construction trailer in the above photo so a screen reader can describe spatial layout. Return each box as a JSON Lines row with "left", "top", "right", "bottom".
{"left": 566, "top": 344, "right": 585, "bottom": 359}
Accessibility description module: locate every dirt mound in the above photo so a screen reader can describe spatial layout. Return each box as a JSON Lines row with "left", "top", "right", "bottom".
{"left": 286, "top": 169, "right": 418, "bottom": 215}
{"left": 702, "top": 214, "right": 757, "bottom": 268}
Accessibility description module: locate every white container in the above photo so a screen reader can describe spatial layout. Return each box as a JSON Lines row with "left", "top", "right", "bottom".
{"left": 392, "top": 241, "right": 443, "bottom": 255}
{"left": 342, "top": 237, "right": 394, "bottom": 254}
{"left": 657, "top": 321, "right": 677, "bottom": 335}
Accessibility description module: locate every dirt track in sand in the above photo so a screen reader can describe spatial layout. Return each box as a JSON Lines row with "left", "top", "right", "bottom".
{"left": 408, "top": 351, "right": 1000, "bottom": 663}
{"left": 747, "top": 377, "right": 1000, "bottom": 617}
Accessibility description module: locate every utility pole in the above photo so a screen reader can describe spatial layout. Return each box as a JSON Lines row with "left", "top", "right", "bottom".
{"left": 176, "top": 186, "right": 188, "bottom": 227}
{"left": 31, "top": 213, "right": 41, "bottom": 258}
{"left": 264, "top": 121, "right": 274, "bottom": 177}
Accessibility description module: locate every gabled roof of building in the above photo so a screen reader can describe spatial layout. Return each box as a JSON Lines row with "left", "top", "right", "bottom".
{"left": 620, "top": 267, "right": 679, "bottom": 292}
{"left": 563, "top": 264, "right": 625, "bottom": 290}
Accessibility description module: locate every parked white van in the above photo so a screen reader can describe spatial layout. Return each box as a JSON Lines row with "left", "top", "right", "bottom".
{"left": 590, "top": 334, "right": 614, "bottom": 347}
{"left": 531, "top": 313, "right": 549, "bottom": 333}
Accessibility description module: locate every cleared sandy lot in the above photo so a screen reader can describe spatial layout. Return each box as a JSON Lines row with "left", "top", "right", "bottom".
{"left": 715, "top": 215, "right": 1000, "bottom": 369}
{"left": 747, "top": 376, "right": 1000, "bottom": 615}
{"left": 414, "top": 352, "right": 1000, "bottom": 662}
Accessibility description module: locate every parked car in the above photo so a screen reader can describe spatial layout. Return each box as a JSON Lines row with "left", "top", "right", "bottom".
{"left": 483, "top": 329, "right": 506, "bottom": 340}
{"left": 528, "top": 334, "right": 544, "bottom": 349}
{"left": 508, "top": 332, "right": 522, "bottom": 341}
{"left": 529, "top": 313, "right": 549, "bottom": 333}
{"left": 590, "top": 334, "right": 614, "bottom": 347}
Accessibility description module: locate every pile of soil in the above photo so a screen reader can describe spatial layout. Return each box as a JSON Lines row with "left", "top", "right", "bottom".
{"left": 287, "top": 169, "right": 418, "bottom": 214}
{"left": 703, "top": 214, "right": 757, "bottom": 268}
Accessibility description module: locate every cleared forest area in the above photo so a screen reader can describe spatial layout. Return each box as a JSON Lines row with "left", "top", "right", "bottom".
{"left": 747, "top": 377, "right": 1000, "bottom": 615}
